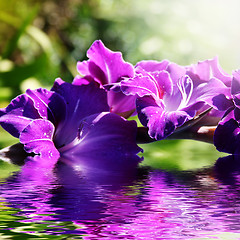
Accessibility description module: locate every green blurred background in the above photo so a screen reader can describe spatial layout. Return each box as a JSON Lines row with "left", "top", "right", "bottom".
{"left": 0, "top": 0, "right": 236, "bottom": 170}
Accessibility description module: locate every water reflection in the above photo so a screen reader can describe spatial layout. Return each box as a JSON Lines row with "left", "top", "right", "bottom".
{"left": 1, "top": 154, "right": 240, "bottom": 239}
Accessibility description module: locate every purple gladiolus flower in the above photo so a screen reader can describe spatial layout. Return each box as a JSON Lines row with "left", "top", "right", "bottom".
{"left": 0, "top": 79, "right": 142, "bottom": 166}
{"left": 214, "top": 70, "right": 240, "bottom": 154}
{"left": 119, "top": 57, "right": 231, "bottom": 140}
{"left": 74, "top": 40, "right": 136, "bottom": 118}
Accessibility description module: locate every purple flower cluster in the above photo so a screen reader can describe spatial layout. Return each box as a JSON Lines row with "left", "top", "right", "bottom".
{"left": 0, "top": 39, "right": 239, "bottom": 167}
{"left": 214, "top": 70, "right": 240, "bottom": 154}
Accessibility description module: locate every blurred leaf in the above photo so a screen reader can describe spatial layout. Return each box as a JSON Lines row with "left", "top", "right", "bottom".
{"left": 0, "top": 128, "right": 18, "bottom": 149}
{"left": 0, "top": 87, "right": 12, "bottom": 101}
{"left": 26, "top": 26, "right": 54, "bottom": 57}
{"left": 2, "top": 5, "right": 39, "bottom": 59}
{"left": 0, "top": 53, "right": 48, "bottom": 94}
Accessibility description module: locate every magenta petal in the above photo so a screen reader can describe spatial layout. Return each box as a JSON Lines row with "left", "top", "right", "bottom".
{"left": 51, "top": 79, "right": 109, "bottom": 147}
{"left": 77, "top": 40, "right": 134, "bottom": 85}
{"left": 163, "top": 76, "right": 193, "bottom": 112}
{"left": 76, "top": 60, "right": 90, "bottom": 76}
{"left": 188, "top": 77, "right": 231, "bottom": 109}
{"left": 26, "top": 88, "right": 66, "bottom": 126}
{"left": 72, "top": 75, "right": 95, "bottom": 86}
{"left": 60, "top": 112, "right": 142, "bottom": 162}
{"left": 231, "top": 70, "right": 240, "bottom": 95}
{"left": 136, "top": 60, "right": 170, "bottom": 72}
{"left": 0, "top": 94, "right": 40, "bottom": 138}
{"left": 166, "top": 63, "right": 186, "bottom": 85}
{"left": 214, "top": 107, "right": 240, "bottom": 154}
{"left": 208, "top": 57, "right": 232, "bottom": 86}
{"left": 20, "top": 119, "right": 60, "bottom": 159}
{"left": 187, "top": 57, "right": 231, "bottom": 86}
{"left": 76, "top": 40, "right": 135, "bottom": 115}
{"left": 137, "top": 96, "right": 190, "bottom": 140}
{"left": 107, "top": 91, "right": 136, "bottom": 116}
{"left": 121, "top": 68, "right": 173, "bottom": 99}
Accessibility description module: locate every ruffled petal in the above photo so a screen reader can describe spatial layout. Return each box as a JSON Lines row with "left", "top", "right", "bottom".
{"left": 19, "top": 119, "right": 60, "bottom": 160}
{"left": 136, "top": 96, "right": 190, "bottom": 140}
{"left": 187, "top": 56, "right": 232, "bottom": 87}
{"left": 136, "top": 59, "right": 170, "bottom": 72}
{"left": 121, "top": 68, "right": 173, "bottom": 100}
{"left": 26, "top": 88, "right": 67, "bottom": 127}
{"left": 76, "top": 40, "right": 135, "bottom": 115}
{"left": 0, "top": 94, "right": 40, "bottom": 138}
{"left": 77, "top": 40, "right": 134, "bottom": 85}
{"left": 188, "top": 78, "right": 231, "bottom": 110}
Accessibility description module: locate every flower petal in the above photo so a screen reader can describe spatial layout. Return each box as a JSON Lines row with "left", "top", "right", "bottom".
{"left": 51, "top": 79, "right": 109, "bottom": 147}
{"left": 188, "top": 77, "right": 231, "bottom": 110}
{"left": 121, "top": 68, "right": 173, "bottom": 100}
{"left": 26, "top": 88, "right": 67, "bottom": 127}
{"left": 76, "top": 40, "right": 135, "bottom": 115}
{"left": 20, "top": 119, "right": 60, "bottom": 160}
{"left": 59, "top": 112, "right": 142, "bottom": 166}
{"left": 136, "top": 59, "right": 170, "bottom": 72}
{"left": 136, "top": 96, "right": 190, "bottom": 140}
{"left": 77, "top": 40, "right": 134, "bottom": 85}
{"left": 187, "top": 56, "right": 232, "bottom": 87}
{"left": 0, "top": 94, "right": 40, "bottom": 137}
{"left": 231, "top": 70, "right": 240, "bottom": 95}
{"left": 214, "top": 107, "right": 240, "bottom": 154}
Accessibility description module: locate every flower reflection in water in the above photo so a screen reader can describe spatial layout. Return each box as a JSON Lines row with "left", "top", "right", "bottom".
{"left": 1, "top": 154, "right": 240, "bottom": 239}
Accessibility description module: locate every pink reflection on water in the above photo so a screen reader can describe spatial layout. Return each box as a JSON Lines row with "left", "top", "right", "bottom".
{"left": 1, "top": 156, "right": 60, "bottom": 222}
{"left": 1, "top": 156, "right": 240, "bottom": 238}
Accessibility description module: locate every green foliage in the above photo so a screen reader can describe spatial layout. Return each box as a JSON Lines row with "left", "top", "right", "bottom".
{"left": 0, "top": 161, "right": 20, "bottom": 182}
{"left": 140, "top": 140, "right": 226, "bottom": 171}
{"left": 0, "top": 0, "right": 239, "bottom": 102}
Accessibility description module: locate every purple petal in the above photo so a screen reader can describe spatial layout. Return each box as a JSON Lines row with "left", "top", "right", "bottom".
{"left": 59, "top": 112, "right": 142, "bottom": 164}
{"left": 51, "top": 78, "right": 109, "bottom": 147}
{"left": 231, "top": 70, "right": 240, "bottom": 95}
{"left": 107, "top": 91, "right": 136, "bottom": 117}
{"left": 19, "top": 119, "right": 60, "bottom": 160}
{"left": 72, "top": 75, "right": 95, "bottom": 86}
{"left": 234, "top": 107, "right": 240, "bottom": 123}
{"left": 121, "top": 68, "right": 173, "bottom": 99}
{"left": 0, "top": 94, "right": 40, "bottom": 138}
{"left": 136, "top": 59, "right": 170, "bottom": 72}
{"left": 26, "top": 88, "right": 66, "bottom": 127}
{"left": 76, "top": 40, "right": 135, "bottom": 115}
{"left": 214, "top": 107, "right": 240, "bottom": 154}
{"left": 77, "top": 40, "right": 134, "bottom": 85}
{"left": 187, "top": 77, "right": 231, "bottom": 110}
{"left": 187, "top": 56, "right": 232, "bottom": 87}
{"left": 163, "top": 76, "right": 193, "bottom": 112}
{"left": 211, "top": 94, "right": 233, "bottom": 112}
{"left": 166, "top": 62, "right": 186, "bottom": 85}
{"left": 208, "top": 57, "right": 232, "bottom": 86}
{"left": 136, "top": 96, "right": 190, "bottom": 140}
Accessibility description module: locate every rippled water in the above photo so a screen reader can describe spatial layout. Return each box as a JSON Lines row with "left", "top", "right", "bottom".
{"left": 1, "top": 153, "right": 240, "bottom": 239}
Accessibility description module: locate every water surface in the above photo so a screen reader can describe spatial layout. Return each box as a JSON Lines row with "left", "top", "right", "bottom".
{"left": 0, "top": 141, "right": 240, "bottom": 239}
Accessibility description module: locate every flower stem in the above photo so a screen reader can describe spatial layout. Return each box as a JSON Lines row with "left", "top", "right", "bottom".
{"left": 136, "top": 126, "right": 216, "bottom": 144}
